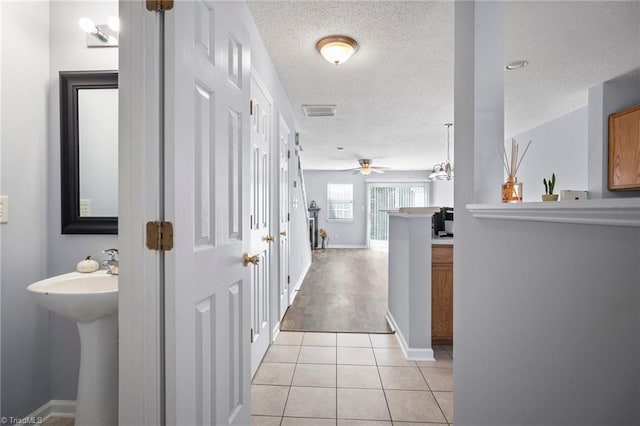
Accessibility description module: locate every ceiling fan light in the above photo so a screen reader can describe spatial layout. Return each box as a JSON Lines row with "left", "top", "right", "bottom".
{"left": 360, "top": 167, "right": 372, "bottom": 176}
{"left": 316, "top": 35, "right": 358, "bottom": 65}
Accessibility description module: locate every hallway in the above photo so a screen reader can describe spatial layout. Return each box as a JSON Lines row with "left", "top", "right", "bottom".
{"left": 252, "top": 331, "right": 453, "bottom": 425}
{"left": 281, "top": 249, "right": 392, "bottom": 333}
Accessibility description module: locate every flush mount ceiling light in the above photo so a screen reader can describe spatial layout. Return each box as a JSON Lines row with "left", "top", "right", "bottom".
{"left": 316, "top": 35, "right": 358, "bottom": 65}
{"left": 79, "top": 17, "right": 119, "bottom": 48}
{"left": 505, "top": 60, "right": 529, "bottom": 70}
{"left": 429, "top": 123, "right": 454, "bottom": 182}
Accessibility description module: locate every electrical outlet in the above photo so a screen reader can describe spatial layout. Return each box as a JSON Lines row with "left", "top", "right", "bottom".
{"left": 80, "top": 199, "right": 92, "bottom": 217}
{"left": 0, "top": 196, "right": 8, "bottom": 223}
{"left": 334, "top": 234, "right": 339, "bottom": 240}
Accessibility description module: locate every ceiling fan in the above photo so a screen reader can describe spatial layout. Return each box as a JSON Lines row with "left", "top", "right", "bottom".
{"left": 343, "top": 159, "right": 390, "bottom": 175}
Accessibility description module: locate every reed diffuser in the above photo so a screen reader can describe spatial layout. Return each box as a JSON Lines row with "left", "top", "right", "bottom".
{"left": 498, "top": 138, "right": 532, "bottom": 203}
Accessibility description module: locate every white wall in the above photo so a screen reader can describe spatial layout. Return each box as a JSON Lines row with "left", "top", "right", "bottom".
{"left": 0, "top": 0, "right": 51, "bottom": 417}
{"left": 506, "top": 106, "right": 588, "bottom": 202}
{"left": 454, "top": 3, "right": 640, "bottom": 424}
{"left": 429, "top": 180, "right": 454, "bottom": 207}
{"left": 288, "top": 156, "right": 312, "bottom": 297}
{"left": 47, "top": 0, "right": 119, "bottom": 403}
{"left": 304, "top": 170, "right": 431, "bottom": 247}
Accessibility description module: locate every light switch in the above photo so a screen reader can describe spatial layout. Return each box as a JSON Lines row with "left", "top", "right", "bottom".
{"left": 0, "top": 196, "right": 8, "bottom": 223}
{"left": 80, "top": 199, "right": 92, "bottom": 217}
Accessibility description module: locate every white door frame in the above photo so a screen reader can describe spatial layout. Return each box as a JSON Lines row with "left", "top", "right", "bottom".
{"left": 276, "top": 114, "right": 291, "bottom": 324}
{"left": 118, "top": 1, "right": 163, "bottom": 424}
{"left": 249, "top": 70, "right": 273, "bottom": 376}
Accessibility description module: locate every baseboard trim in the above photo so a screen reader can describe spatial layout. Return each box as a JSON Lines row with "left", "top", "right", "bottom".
{"left": 272, "top": 322, "right": 281, "bottom": 342}
{"left": 289, "top": 260, "right": 310, "bottom": 305}
{"left": 385, "top": 311, "right": 434, "bottom": 362}
{"left": 23, "top": 400, "right": 76, "bottom": 424}
{"left": 325, "top": 244, "right": 367, "bottom": 249}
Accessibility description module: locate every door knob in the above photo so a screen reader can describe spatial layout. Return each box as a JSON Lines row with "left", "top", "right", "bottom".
{"left": 264, "top": 235, "right": 275, "bottom": 243}
{"left": 280, "top": 231, "right": 287, "bottom": 236}
{"left": 243, "top": 253, "right": 259, "bottom": 266}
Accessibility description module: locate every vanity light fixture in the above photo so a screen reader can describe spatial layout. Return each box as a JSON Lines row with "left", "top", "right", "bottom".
{"left": 79, "top": 17, "right": 119, "bottom": 48}
{"left": 429, "top": 123, "right": 454, "bottom": 182}
{"left": 505, "top": 59, "right": 529, "bottom": 70}
{"left": 316, "top": 35, "right": 358, "bottom": 65}
{"left": 107, "top": 17, "right": 120, "bottom": 32}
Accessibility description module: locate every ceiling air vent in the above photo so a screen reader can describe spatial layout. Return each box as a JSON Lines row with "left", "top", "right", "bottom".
{"left": 302, "top": 104, "right": 337, "bottom": 117}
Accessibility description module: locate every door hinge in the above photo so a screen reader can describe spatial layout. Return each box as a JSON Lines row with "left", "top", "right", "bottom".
{"left": 146, "top": 221, "right": 174, "bottom": 251}
{"left": 250, "top": 328, "right": 254, "bottom": 343}
{"left": 250, "top": 100, "right": 253, "bottom": 115}
{"left": 287, "top": 213, "right": 290, "bottom": 221}
{"left": 287, "top": 275, "right": 290, "bottom": 284}
{"left": 287, "top": 149, "right": 291, "bottom": 159}
{"left": 295, "top": 132, "right": 300, "bottom": 146}
{"left": 146, "top": 0, "right": 173, "bottom": 11}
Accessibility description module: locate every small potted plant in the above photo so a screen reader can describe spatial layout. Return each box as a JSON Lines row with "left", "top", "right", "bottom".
{"left": 319, "top": 229, "right": 328, "bottom": 249}
{"left": 542, "top": 173, "right": 558, "bottom": 201}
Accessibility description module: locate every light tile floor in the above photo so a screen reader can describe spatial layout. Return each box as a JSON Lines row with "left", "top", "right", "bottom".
{"left": 42, "top": 332, "right": 452, "bottom": 426}
{"left": 253, "top": 332, "right": 453, "bottom": 426}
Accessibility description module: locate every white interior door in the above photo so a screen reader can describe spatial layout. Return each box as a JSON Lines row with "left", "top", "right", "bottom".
{"left": 249, "top": 74, "right": 272, "bottom": 376}
{"left": 164, "top": 2, "right": 251, "bottom": 425}
{"left": 278, "top": 116, "right": 290, "bottom": 320}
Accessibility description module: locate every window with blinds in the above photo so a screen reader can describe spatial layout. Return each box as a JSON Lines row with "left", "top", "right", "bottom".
{"left": 369, "top": 182, "right": 428, "bottom": 241}
{"left": 327, "top": 183, "right": 353, "bottom": 220}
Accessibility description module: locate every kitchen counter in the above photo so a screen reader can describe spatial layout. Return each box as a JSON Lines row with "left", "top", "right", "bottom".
{"left": 432, "top": 236, "right": 454, "bottom": 245}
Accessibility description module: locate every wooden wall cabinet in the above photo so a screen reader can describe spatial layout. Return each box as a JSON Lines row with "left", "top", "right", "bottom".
{"left": 432, "top": 245, "right": 453, "bottom": 344}
{"left": 609, "top": 104, "right": 640, "bottom": 191}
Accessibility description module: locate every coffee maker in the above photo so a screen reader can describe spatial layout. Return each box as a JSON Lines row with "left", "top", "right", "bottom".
{"left": 432, "top": 207, "right": 454, "bottom": 237}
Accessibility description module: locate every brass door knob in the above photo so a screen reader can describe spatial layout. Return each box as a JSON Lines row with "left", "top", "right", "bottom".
{"left": 280, "top": 231, "right": 287, "bottom": 236}
{"left": 264, "top": 235, "right": 275, "bottom": 243}
{"left": 243, "top": 253, "right": 259, "bottom": 266}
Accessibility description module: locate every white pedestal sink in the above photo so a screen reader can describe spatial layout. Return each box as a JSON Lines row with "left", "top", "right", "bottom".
{"left": 27, "top": 271, "right": 118, "bottom": 426}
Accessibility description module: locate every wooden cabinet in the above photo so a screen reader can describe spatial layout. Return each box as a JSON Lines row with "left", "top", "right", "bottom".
{"left": 432, "top": 245, "right": 453, "bottom": 344}
{"left": 609, "top": 104, "right": 640, "bottom": 191}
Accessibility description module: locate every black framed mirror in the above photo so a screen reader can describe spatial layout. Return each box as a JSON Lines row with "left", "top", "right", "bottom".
{"left": 60, "top": 70, "right": 118, "bottom": 234}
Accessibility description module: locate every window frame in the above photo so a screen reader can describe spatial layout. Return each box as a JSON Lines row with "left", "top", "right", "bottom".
{"left": 326, "top": 182, "right": 354, "bottom": 222}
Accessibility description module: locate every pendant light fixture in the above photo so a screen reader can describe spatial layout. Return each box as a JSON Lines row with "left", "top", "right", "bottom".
{"left": 429, "top": 123, "right": 454, "bottom": 181}
{"left": 316, "top": 35, "right": 358, "bottom": 65}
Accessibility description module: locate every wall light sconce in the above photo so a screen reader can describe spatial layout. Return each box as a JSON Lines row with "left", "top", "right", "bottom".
{"left": 316, "top": 35, "right": 358, "bottom": 65}
{"left": 79, "top": 17, "right": 119, "bottom": 48}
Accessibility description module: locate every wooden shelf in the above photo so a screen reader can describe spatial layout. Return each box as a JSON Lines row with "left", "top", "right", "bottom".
{"left": 467, "top": 198, "right": 640, "bottom": 227}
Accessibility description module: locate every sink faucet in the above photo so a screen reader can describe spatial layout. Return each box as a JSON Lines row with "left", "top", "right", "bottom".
{"left": 102, "top": 249, "right": 119, "bottom": 275}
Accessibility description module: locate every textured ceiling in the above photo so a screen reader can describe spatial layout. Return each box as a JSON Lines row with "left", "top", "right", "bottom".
{"left": 248, "top": 1, "right": 640, "bottom": 171}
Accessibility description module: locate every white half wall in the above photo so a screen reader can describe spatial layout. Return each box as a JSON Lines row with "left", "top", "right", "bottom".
{"left": 455, "top": 2, "right": 640, "bottom": 424}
